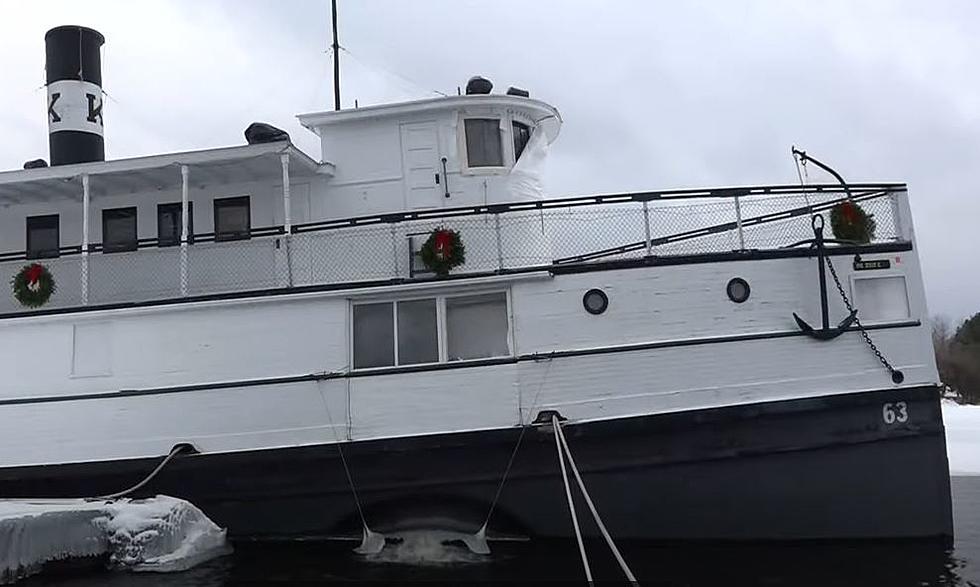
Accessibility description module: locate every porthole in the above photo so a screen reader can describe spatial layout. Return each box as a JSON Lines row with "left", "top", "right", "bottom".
{"left": 726, "top": 278, "right": 750, "bottom": 303}
{"left": 583, "top": 288, "right": 609, "bottom": 315}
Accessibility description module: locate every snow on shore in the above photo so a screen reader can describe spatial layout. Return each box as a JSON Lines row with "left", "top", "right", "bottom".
{"left": 944, "top": 400, "right": 980, "bottom": 476}
{"left": 0, "top": 496, "right": 230, "bottom": 584}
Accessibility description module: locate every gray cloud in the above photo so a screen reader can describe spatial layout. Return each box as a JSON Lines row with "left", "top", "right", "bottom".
{"left": 2, "top": 0, "right": 976, "bottom": 320}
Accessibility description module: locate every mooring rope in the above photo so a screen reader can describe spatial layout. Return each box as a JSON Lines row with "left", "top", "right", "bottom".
{"left": 553, "top": 415, "right": 592, "bottom": 582}
{"left": 554, "top": 417, "right": 639, "bottom": 585}
{"left": 94, "top": 444, "right": 191, "bottom": 501}
{"left": 316, "top": 376, "right": 377, "bottom": 547}
{"left": 479, "top": 353, "right": 556, "bottom": 534}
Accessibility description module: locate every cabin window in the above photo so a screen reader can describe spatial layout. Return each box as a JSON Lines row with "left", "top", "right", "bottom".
{"left": 158, "top": 202, "right": 194, "bottom": 247}
{"left": 353, "top": 302, "right": 396, "bottom": 369}
{"left": 464, "top": 118, "right": 503, "bottom": 167}
{"left": 352, "top": 292, "right": 510, "bottom": 369}
{"left": 397, "top": 299, "right": 439, "bottom": 365}
{"left": 214, "top": 196, "right": 251, "bottom": 241}
{"left": 102, "top": 207, "right": 138, "bottom": 253}
{"left": 446, "top": 293, "right": 509, "bottom": 361}
{"left": 513, "top": 121, "right": 531, "bottom": 161}
{"left": 26, "top": 214, "right": 60, "bottom": 259}
{"left": 353, "top": 299, "right": 439, "bottom": 369}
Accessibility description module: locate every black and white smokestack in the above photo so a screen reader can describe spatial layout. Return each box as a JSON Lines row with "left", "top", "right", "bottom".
{"left": 45, "top": 26, "right": 105, "bottom": 166}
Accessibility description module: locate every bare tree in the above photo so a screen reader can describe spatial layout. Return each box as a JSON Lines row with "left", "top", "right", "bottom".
{"left": 932, "top": 316, "right": 955, "bottom": 398}
{"left": 934, "top": 313, "right": 980, "bottom": 404}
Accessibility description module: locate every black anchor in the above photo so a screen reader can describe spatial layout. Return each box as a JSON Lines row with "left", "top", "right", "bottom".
{"left": 792, "top": 214, "right": 857, "bottom": 340}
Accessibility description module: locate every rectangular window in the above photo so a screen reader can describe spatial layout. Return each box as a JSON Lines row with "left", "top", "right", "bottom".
{"left": 513, "top": 121, "right": 531, "bottom": 161}
{"left": 352, "top": 293, "right": 510, "bottom": 370}
{"left": 353, "top": 302, "right": 395, "bottom": 369}
{"left": 397, "top": 299, "right": 439, "bottom": 365}
{"left": 102, "top": 207, "right": 138, "bottom": 253}
{"left": 157, "top": 202, "right": 194, "bottom": 247}
{"left": 26, "top": 214, "right": 60, "bottom": 259}
{"left": 214, "top": 196, "right": 251, "bottom": 241}
{"left": 464, "top": 118, "right": 503, "bottom": 167}
{"left": 446, "top": 293, "right": 509, "bottom": 361}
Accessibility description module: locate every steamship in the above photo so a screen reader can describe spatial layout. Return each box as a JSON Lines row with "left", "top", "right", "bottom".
{"left": 0, "top": 26, "right": 952, "bottom": 544}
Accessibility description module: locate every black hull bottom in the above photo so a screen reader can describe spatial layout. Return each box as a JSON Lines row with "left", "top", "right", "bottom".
{"left": 0, "top": 386, "right": 953, "bottom": 542}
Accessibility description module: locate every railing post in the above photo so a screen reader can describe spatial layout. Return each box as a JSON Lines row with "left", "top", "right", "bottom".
{"left": 390, "top": 223, "right": 399, "bottom": 277}
{"left": 494, "top": 213, "right": 504, "bottom": 270}
{"left": 81, "top": 173, "right": 90, "bottom": 305}
{"left": 733, "top": 193, "right": 746, "bottom": 250}
{"left": 642, "top": 201, "right": 652, "bottom": 256}
{"left": 891, "top": 189, "right": 907, "bottom": 241}
{"left": 280, "top": 152, "right": 293, "bottom": 287}
{"left": 180, "top": 165, "right": 189, "bottom": 297}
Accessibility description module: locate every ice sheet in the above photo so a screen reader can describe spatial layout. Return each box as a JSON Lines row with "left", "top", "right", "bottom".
{"left": 944, "top": 400, "right": 980, "bottom": 475}
{"left": 0, "top": 495, "right": 229, "bottom": 584}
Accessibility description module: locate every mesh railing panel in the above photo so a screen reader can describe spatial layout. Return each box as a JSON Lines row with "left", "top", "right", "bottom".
{"left": 291, "top": 225, "right": 396, "bottom": 286}
{"left": 187, "top": 238, "right": 281, "bottom": 296}
{"left": 89, "top": 247, "right": 182, "bottom": 304}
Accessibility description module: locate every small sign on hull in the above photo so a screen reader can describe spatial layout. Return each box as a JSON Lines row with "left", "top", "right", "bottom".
{"left": 854, "top": 259, "right": 891, "bottom": 271}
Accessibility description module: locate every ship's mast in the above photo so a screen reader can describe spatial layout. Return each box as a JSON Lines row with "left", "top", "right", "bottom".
{"left": 331, "top": 0, "right": 341, "bottom": 111}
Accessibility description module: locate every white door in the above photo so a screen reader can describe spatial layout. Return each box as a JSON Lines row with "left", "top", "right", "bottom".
{"left": 400, "top": 122, "right": 443, "bottom": 210}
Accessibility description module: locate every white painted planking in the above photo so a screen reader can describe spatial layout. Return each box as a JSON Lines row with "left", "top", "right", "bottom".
{"left": 348, "top": 364, "right": 519, "bottom": 441}
{"left": 0, "top": 379, "right": 347, "bottom": 467}
{"left": 516, "top": 326, "right": 936, "bottom": 424}
{"left": 511, "top": 255, "right": 927, "bottom": 355}
{"left": 0, "top": 296, "right": 347, "bottom": 400}
{"left": 0, "top": 253, "right": 933, "bottom": 406}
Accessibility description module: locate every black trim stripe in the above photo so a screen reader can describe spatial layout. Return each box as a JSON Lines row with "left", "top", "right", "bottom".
{"left": 0, "top": 241, "right": 913, "bottom": 321}
{"left": 0, "top": 320, "right": 921, "bottom": 407}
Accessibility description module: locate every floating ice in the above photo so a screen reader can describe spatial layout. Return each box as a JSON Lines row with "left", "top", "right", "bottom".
{"left": 944, "top": 400, "right": 980, "bottom": 476}
{"left": 361, "top": 529, "right": 491, "bottom": 566}
{"left": 0, "top": 495, "right": 230, "bottom": 584}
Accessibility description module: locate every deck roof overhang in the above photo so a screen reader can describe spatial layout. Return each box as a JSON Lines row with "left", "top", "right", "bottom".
{"left": 298, "top": 95, "right": 563, "bottom": 143}
{"left": 0, "top": 142, "right": 330, "bottom": 204}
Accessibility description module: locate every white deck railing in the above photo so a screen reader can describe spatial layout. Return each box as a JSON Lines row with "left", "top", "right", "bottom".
{"left": 0, "top": 184, "right": 907, "bottom": 314}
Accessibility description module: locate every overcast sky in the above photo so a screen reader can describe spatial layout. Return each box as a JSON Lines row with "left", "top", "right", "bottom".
{"left": 2, "top": 0, "right": 976, "bottom": 321}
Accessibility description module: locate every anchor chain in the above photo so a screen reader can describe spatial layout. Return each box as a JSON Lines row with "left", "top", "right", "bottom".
{"left": 824, "top": 256, "right": 904, "bottom": 383}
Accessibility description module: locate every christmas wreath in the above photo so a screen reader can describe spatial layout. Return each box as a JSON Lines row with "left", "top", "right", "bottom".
{"left": 420, "top": 227, "right": 465, "bottom": 276}
{"left": 12, "top": 263, "right": 56, "bottom": 308}
{"left": 830, "top": 200, "right": 876, "bottom": 244}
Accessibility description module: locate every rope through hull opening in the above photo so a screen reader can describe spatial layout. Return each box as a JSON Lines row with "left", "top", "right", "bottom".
{"left": 552, "top": 415, "right": 639, "bottom": 585}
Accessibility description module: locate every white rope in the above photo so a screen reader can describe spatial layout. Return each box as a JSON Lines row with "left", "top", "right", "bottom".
{"left": 316, "top": 377, "right": 383, "bottom": 553}
{"left": 555, "top": 419, "right": 639, "bottom": 585}
{"left": 480, "top": 353, "right": 556, "bottom": 533}
{"left": 94, "top": 444, "right": 190, "bottom": 501}
{"left": 553, "top": 415, "right": 592, "bottom": 583}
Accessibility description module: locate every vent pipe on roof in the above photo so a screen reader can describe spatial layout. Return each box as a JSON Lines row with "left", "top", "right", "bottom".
{"left": 45, "top": 25, "right": 105, "bottom": 166}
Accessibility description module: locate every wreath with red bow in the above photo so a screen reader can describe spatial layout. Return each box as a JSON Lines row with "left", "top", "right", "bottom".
{"left": 830, "top": 200, "right": 876, "bottom": 244}
{"left": 420, "top": 227, "right": 465, "bottom": 277}
{"left": 12, "top": 263, "right": 56, "bottom": 308}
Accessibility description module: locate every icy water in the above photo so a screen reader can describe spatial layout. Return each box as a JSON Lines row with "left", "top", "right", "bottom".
{"left": 25, "top": 477, "right": 980, "bottom": 586}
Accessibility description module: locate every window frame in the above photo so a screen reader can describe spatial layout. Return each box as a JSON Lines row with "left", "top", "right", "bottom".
{"left": 213, "top": 196, "right": 251, "bottom": 242}
{"left": 349, "top": 290, "right": 513, "bottom": 371}
{"left": 460, "top": 116, "right": 508, "bottom": 174}
{"left": 157, "top": 202, "right": 194, "bottom": 247}
{"left": 512, "top": 121, "right": 532, "bottom": 162}
{"left": 26, "top": 214, "right": 60, "bottom": 259}
{"left": 101, "top": 206, "right": 138, "bottom": 253}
